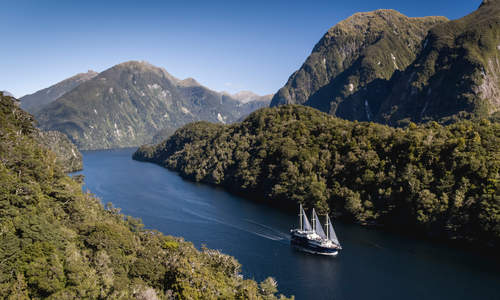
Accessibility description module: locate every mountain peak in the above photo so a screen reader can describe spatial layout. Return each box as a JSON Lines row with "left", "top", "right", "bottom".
{"left": 113, "top": 60, "right": 162, "bottom": 73}
{"left": 177, "top": 77, "right": 200, "bottom": 87}
{"left": 110, "top": 60, "right": 179, "bottom": 82}
{"left": 116, "top": 60, "right": 154, "bottom": 68}
{"left": 326, "top": 9, "right": 448, "bottom": 42}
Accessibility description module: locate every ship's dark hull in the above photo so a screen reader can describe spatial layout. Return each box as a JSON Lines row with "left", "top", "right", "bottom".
{"left": 291, "top": 233, "right": 339, "bottom": 256}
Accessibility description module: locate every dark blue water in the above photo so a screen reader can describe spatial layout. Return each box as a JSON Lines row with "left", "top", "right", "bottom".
{"left": 75, "top": 148, "right": 500, "bottom": 300}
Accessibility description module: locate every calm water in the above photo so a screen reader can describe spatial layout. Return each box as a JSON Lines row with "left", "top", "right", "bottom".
{"left": 75, "top": 148, "right": 500, "bottom": 300}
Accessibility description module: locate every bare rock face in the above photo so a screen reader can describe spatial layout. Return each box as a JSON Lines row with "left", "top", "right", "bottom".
{"left": 36, "top": 130, "right": 83, "bottom": 172}
{"left": 20, "top": 70, "right": 98, "bottom": 114}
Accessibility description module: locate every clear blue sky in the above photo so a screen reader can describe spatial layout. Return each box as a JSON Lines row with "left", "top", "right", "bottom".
{"left": 1, "top": 0, "right": 480, "bottom": 98}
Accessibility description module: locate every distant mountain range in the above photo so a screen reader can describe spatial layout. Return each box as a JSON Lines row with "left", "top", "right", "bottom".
{"left": 225, "top": 90, "right": 273, "bottom": 103}
{"left": 271, "top": 1, "right": 500, "bottom": 125}
{"left": 33, "top": 61, "right": 270, "bottom": 149}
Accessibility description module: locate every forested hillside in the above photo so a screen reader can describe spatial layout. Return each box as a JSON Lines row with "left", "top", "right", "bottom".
{"left": 135, "top": 105, "right": 500, "bottom": 248}
{"left": 0, "top": 93, "right": 289, "bottom": 298}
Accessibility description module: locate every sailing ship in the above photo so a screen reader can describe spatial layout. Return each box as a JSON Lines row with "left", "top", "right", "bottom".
{"left": 290, "top": 204, "right": 342, "bottom": 256}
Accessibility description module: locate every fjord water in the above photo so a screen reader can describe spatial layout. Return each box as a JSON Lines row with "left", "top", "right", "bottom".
{"left": 76, "top": 148, "right": 499, "bottom": 300}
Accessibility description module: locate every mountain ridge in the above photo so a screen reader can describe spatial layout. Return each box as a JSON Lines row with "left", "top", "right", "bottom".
{"left": 20, "top": 70, "right": 98, "bottom": 114}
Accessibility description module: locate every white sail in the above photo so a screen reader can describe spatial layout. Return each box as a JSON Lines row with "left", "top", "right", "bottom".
{"left": 327, "top": 215, "right": 340, "bottom": 246}
{"left": 301, "top": 205, "right": 312, "bottom": 231}
{"left": 313, "top": 208, "right": 327, "bottom": 239}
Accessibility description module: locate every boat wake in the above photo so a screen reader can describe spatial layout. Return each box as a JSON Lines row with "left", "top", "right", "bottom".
{"left": 180, "top": 208, "right": 288, "bottom": 242}
{"left": 243, "top": 219, "right": 290, "bottom": 241}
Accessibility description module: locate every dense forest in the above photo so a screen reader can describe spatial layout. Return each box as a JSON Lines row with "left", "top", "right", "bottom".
{"left": 135, "top": 105, "right": 500, "bottom": 248}
{"left": 0, "top": 92, "right": 290, "bottom": 299}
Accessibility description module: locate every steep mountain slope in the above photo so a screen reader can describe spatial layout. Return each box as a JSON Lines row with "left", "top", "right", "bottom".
{"left": 134, "top": 105, "right": 500, "bottom": 248}
{"left": 270, "top": 10, "right": 448, "bottom": 121}
{"left": 377, "top": 0, "right": 500, "bottom": 125}
{"left": 20, "top": 70, "right": 97, "bottom": 114}
{"left": 0, "top": 89, "right": 289, "bottom": 299}
{"left": 35, "top": 61, "right": 265, "bottom": 150}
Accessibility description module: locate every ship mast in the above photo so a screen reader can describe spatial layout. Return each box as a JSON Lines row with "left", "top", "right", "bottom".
{"left": 326, "top": 214, "right": 330, "bottom": 240}
{"left": 299, "top": 204, "right": 303, "bottom": 231}
{"left": 312, "top": 208, "right": 316, "bottom": 232}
